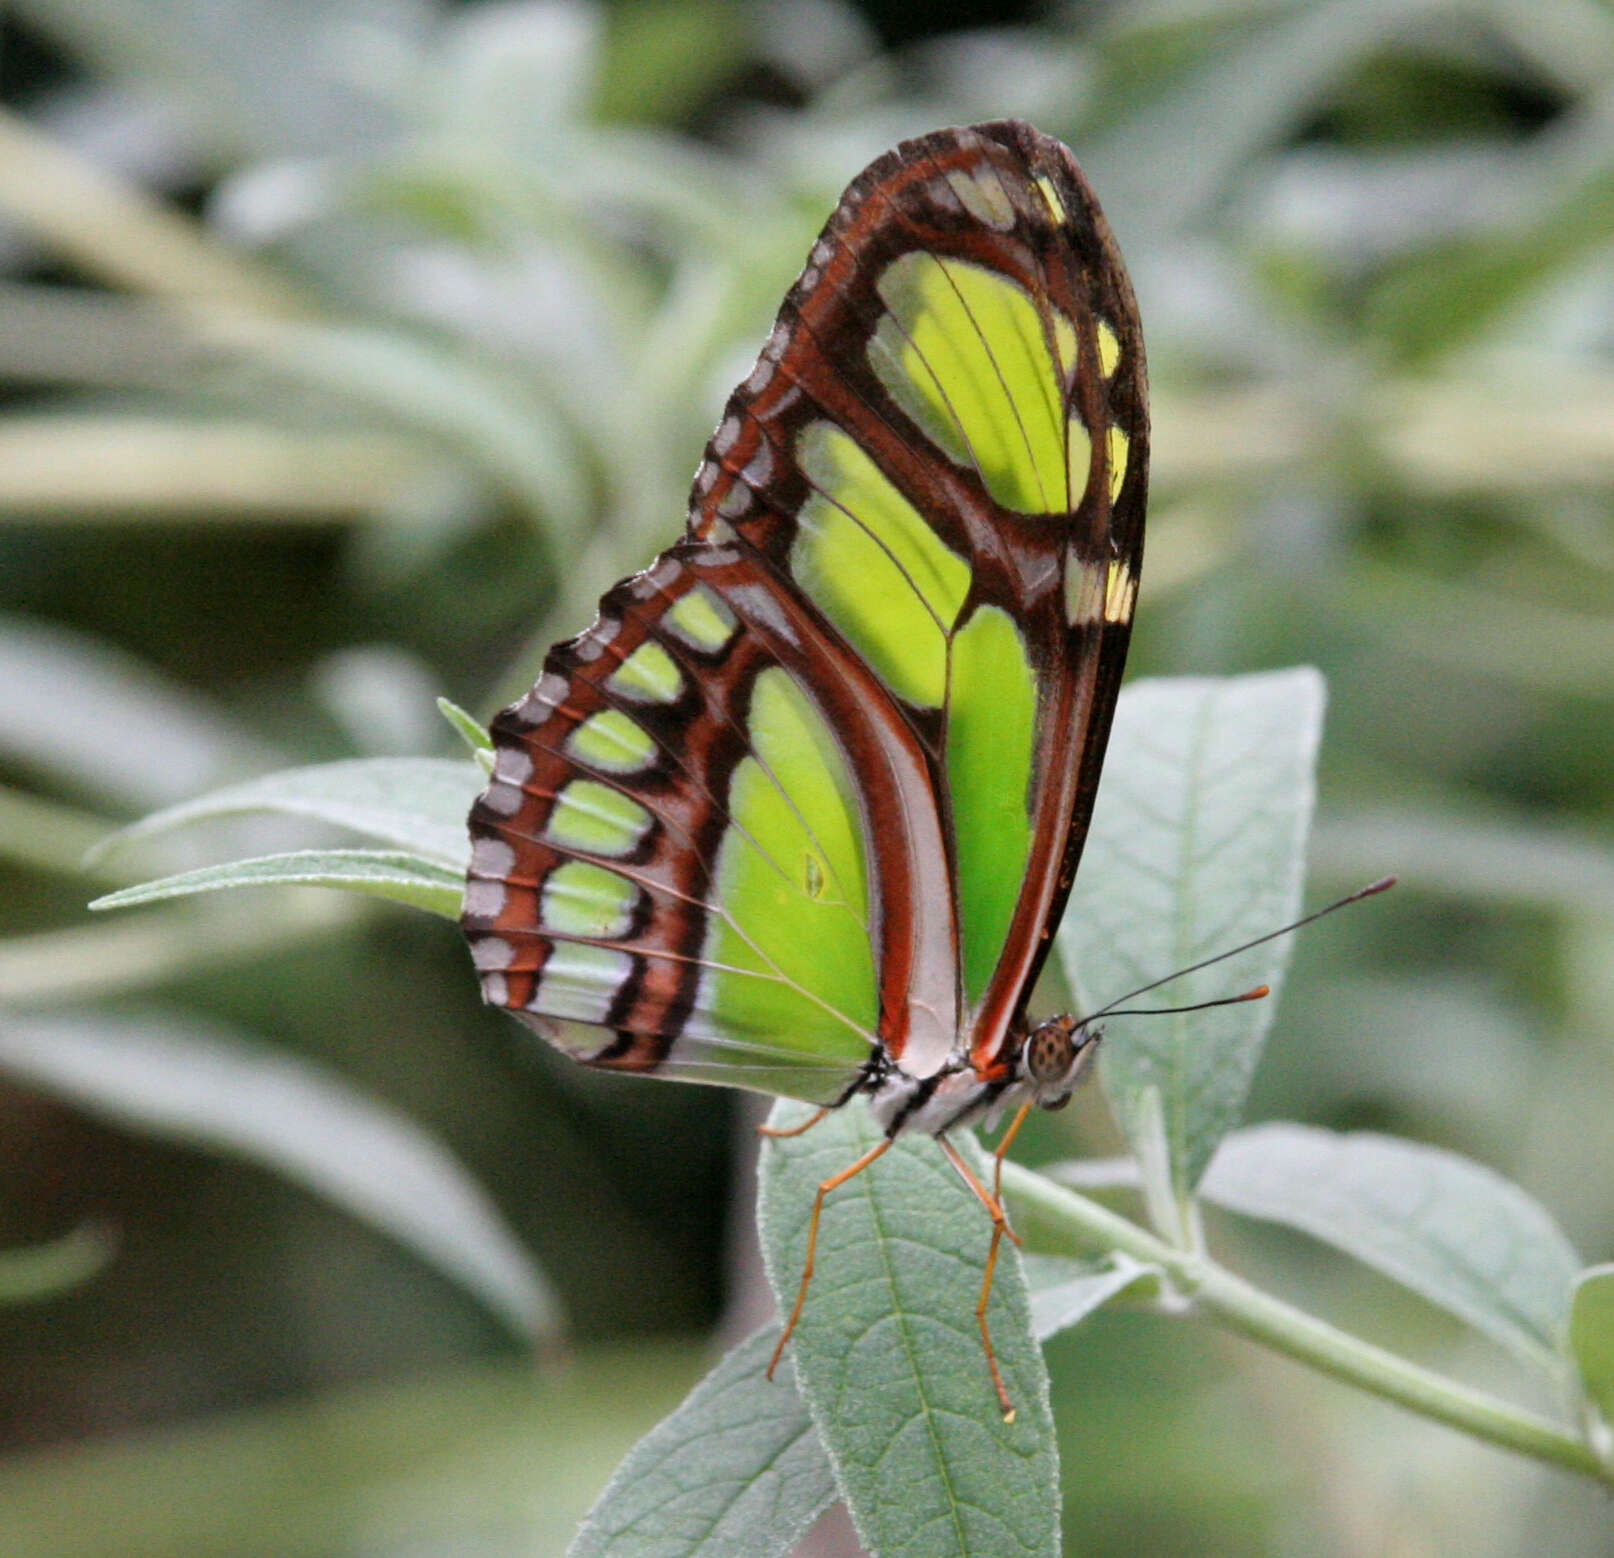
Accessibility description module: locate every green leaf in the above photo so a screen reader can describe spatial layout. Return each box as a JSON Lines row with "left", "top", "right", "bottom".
{"left": 0, "top": 610, "right": 269, "bottom": 810}
{"left": 1058, "top": 669, "right": 1324, "bottom": 1198}
{"left": 1201, "top": 1124, "right": 1581, "bottom": 1373}
{"left": 756, "top": 1103, "right": 1059, "bottom": 1558}
{"left": 89, "top": 848, "right": 464, "bottom": 919}
{"left": 1022, "top": 1252, "right": 1160, "bottom": 1341}
{"left": 89, "top": 756, "right": 480, "bottom": 869}
{"left": 0, "top": 1223, "right": 115, "bottom": 1304}
{"left": 437, "top": 696, "right": 493, "bottom": 760}
{"left": 0, "top": 1009, "right": 559, "bottom": 1342}
{"left": 1568, "top": 1264, "right": 1614, "bottom": 1439}
{"left": 569, "top": 1326, "right": 837, "bottom": 1558}
{"left": 570, "top": 1245, "right": 1158, "bottom": 1558}
{"left": 569, "top": 1244, "right": 1155, "bottom": 1558}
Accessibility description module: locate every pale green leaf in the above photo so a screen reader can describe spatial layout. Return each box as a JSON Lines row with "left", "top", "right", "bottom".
{"left": 756, "top": 1103, "right": 1058, "bottom": 1558}
{"left": 1058, "top": 669, "right": 1325, "bottom": 1194}
{"left": 0, "top": 1009, "right": 558, "bottom": 1341}
{"left": 1202, "top": 1124, "right": 1581, "bottom": 1372}
{"left": 569, "top": 1327, "right": 836, "bottom": 1558}
{"left": 1567, "top": 1264, "right": 1614, "bottom": 1433}
{"left": 437, "top": 696, "right": 493, "bottom": 757}
{"left": 89, "top": 756, "right": 479, "bottom": 869}
{"left": 89, "top": 848, "right": 463, "bottom": 919}
{"left": 0, "top": 1223, "right": 116, "bottom": 1304}
{"left": 1022, "top": 1252, "right": 1161, "bottom": 1340}
{"left": 0, "top": 611, "right": 269, "bottom": 810}
{"left": 569, "top": 1249, "right": 1158, "bottom": 1558}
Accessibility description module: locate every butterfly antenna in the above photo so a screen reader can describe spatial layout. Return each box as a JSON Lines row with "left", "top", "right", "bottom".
{"left": 1080, "top": 876, "right": 1397, "bottom": 1025}
{"left": 1100, "top": 985, "right": 1271, "bottom": 1020}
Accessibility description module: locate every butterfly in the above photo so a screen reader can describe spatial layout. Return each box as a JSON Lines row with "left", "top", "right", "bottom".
{"left": 461, "top": 119, "right": 1147, "bottom": 1418}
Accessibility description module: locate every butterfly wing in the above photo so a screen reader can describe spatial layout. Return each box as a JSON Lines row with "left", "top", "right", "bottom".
{"left": 463, "top": 120, "right": 1146, "bottom": 1097}
{"left": 691, "top": 121, "right": 1148, "bottom": 1072}
{"left": 464, "top": 543, "right": 897, "bottom": 1105}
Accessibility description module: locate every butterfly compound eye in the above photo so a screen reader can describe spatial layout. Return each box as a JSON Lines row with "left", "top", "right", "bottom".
{"left": 1020, "top": 1015, "right": 1074, "bottom": 1084}
{"left": 1020, "top": 1013, "right": 1102, "bottom": 1108}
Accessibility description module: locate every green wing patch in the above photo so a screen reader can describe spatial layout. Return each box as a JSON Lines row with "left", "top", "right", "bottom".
{"left": 869, "top": 252, "right": 1079, "bottom": 515}
{"left": 699, "top": 667, "right": 878, "bottom": 1056}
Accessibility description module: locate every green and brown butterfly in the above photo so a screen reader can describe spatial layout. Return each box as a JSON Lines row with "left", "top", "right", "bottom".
{"left": 461, "top": 119, "right": 1148, "bottom": 1417}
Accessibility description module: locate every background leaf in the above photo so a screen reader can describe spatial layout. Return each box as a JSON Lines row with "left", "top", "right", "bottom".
{"left": 0, "top": 1009, "right": 556, "bottom": 1340}
{"left": 1201, "top": 1123, "right": 1581, "bottom": 1373}
{"left": 755, "top": 1103, "right": 1059, "bottom": 1558}
{"left": 1057, "top": 669, "right": 1324, "bottom": 1198}
{"left": 0, "top": 1224, "right": 116, "bottom": 1304}
{"left": 0, "top": 613, "right": 271, "bottom": 810}
{"left": 1568, "top": 1264, "right": 1614, "bottom": 1437}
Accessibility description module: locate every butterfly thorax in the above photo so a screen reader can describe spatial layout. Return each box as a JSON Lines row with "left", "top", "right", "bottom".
{"left": 863, "top": 1012, "right": 1101, "bottom": 1139}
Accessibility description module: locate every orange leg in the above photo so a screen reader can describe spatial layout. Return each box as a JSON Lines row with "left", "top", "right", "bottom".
{"left": 938, "top": 1133, "right": 1027, "bottom": 1422}
{"left": 757, "top": 1105, "right": 832, "bottom": 1140}
{"left": 767, "top": 1137, "right": 894, "bottom": 1382}
{"left": 936, "top": 1135, "right": 1023, "bottom": 1247}
{"left": 991, "top": 1101, "right": 1034, "bottom": 1207}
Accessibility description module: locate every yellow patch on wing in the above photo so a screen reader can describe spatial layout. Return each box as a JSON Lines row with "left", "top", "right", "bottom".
{"left": 546, "top": 779, "right": 653, "bottom": 856}
{"left": 1104, "top": 558, "right": 1138, "bottom": 624}
{"left": 664, "top": 585, "right": 737, "bottom": 653}
{"left": 1096, "top": 319, "right": 1121, "bottom": 379}
{"left": 1034, "top": 174, "right": 1066, "bottom": 225}
{"left": 566, "top": 709, "right": 656, "bottom": 774}
{"left": 1107, "top": 425, "right": 1130, "bottom": 503}
{"left": 542, "top": 861, "right": 641, "bottom": 939}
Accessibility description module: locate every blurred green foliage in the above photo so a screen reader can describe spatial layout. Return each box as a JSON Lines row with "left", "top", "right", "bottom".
{"left": 2, "top": 0, "right": 1613, "bottom": 1554}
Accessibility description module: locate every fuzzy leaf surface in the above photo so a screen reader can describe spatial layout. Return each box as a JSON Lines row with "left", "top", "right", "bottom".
{"left": 1203, "top": 1123, "right": 1581, "bottom": 1371}
{"left": 89, "top": 848, "right": 464, "bottom": 919}
{"left": 90, "top": 756, "right": 479, "bottom": 869}
{"left": 569, "top": 1326, "right": 836, "bottom": 1558}
{"left": 756, "top": 1103, "right": 1058, "bottom": 1558}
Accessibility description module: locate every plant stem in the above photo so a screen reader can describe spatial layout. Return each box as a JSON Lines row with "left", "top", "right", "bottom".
{"left": 1000, "top": 1162, "right": 1611, "bottom": 1485}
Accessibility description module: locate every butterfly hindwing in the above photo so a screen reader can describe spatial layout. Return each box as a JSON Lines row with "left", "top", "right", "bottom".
{"left": 465, "top": 120, "right": 1146, "bottom": 1095}
{"left": 465, "top": 545, "right": 883, "bottom": 1105}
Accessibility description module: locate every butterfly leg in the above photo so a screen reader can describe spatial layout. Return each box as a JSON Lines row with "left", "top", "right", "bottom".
{"left": 937, "top": 1134, "right": 1024, "bottom": 1421}
{"left": 991, "top": 1101, "right": 1035, "bottom": 1208}
{"left": 757, "top": 1105, "right": 832, "bottom": 1139}
{"left": 766, "top": 1136, "right": 894, "bottom": 1381}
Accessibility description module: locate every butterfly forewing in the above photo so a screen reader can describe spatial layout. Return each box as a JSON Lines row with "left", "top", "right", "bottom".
{"left": 691, "top": 122, "right": 1147, "bottom": 1070}
{"left": 464, "top": 120, "right": 1146, "bottom": 1097}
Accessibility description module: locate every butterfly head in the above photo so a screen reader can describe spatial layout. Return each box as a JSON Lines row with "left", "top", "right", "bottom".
{"left": 1017, "top": 1014, "right": 1102, "bottom": 1111}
